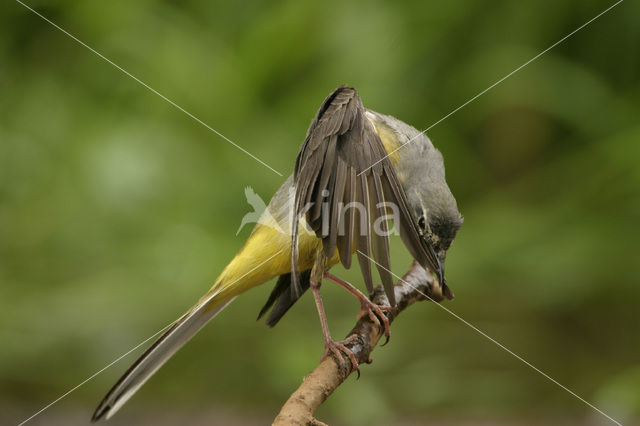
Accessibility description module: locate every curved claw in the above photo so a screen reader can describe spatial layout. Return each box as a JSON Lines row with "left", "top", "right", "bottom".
{"left": 381, "top": 334, "right": 390, "bottom": 346}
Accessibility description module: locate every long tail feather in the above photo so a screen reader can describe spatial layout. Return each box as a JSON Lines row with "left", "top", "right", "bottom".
{"left": 91, "top": 290, "right": 235, "bottom": 422}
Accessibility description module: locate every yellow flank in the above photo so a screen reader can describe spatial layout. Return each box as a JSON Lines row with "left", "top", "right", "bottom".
{"left": 375, "top": 124, "right": 401, "bottom": 167}
{"left": 209, "top": 223, "right": 340, "bottom": 301}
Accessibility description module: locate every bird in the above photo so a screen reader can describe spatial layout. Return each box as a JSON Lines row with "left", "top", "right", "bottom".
{"left": 92, "top": 86, "right": 462, "bottom": 421}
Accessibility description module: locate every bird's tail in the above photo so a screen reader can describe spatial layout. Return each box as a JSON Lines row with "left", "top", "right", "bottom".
{"left": 92, "top": 222, "right": 288, "bottom": 421}
{"left": 91, "top": 285, "right": 236, "bottom": 422}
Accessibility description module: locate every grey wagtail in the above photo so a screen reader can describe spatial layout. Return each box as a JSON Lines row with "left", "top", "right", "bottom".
{"left": 92, "top": 86, "right": 462, "bottom": 421}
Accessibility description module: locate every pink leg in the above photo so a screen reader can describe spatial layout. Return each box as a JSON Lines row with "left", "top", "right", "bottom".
{"left": 323, "top": 272, "right": 392, "bottom": 344}
{"left": 310, "top": 279, "right": 360, "bottom": 372}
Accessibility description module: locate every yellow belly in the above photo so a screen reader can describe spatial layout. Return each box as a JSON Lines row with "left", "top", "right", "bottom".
{"left": 211, "top": 223, "right": 341, "bottom": 298}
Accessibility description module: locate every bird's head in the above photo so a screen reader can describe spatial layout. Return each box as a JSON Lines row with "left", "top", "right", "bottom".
{"left": 366, "top": 110, "right": 463, "bottom": 296}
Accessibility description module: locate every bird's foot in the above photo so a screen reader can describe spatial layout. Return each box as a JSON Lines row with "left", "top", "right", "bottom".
{"left": 358, "top": 298, "right": 392, "bottom": 345}
{"left": 321, "top": 334, "right": 360, "bottom": 374}
{"left": 322, "top": 272, "right": 392, "bottom": 343}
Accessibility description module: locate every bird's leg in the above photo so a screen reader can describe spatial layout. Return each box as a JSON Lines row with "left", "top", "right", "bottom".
{"left": 323, "top": 272, "right": 391, "bottom": 344}
{"left": 310, "top": 274, "right": 360, "bottom": 373}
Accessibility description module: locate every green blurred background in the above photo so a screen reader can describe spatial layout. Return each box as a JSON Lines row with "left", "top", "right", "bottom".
{"left": 1, "top": 0, "right": 639, "bottom": 424}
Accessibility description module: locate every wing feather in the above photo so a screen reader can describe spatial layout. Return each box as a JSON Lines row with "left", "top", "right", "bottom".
{"left": 337, "top": 167, "right": 356, "bottom": 268}
{"left": 291, "top": 86, "right": 441, "bottom": 305}
{"left": 356, "top": 175, "right": 374, "bottom": 294}
{"left": 370, "top": 172, "right": 395, "bottom": 304}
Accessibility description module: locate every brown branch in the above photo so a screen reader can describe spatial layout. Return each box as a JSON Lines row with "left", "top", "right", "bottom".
{"left": 273, "top": 261, "right": 447, "bottom": 426}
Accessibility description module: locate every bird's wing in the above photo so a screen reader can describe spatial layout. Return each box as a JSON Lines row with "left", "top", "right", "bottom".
{"left": 290, "top": 86, "right": 440, "bottom": 306}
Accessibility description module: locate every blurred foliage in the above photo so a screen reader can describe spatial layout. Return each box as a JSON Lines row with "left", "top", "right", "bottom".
{"left": 1, "top": 0, "right": 639, "bottom": 425}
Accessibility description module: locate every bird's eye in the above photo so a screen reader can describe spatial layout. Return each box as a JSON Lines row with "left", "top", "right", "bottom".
{"left": 418, "top": 216, "right": 426, "bottom": 232}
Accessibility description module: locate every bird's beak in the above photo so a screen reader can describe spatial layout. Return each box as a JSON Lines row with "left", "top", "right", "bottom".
{"left": 436, "top": 248, "right": 454, "bottom": 300}
{"left": 436, "top": 249, "right": 446, "bottom": 287}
